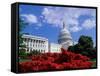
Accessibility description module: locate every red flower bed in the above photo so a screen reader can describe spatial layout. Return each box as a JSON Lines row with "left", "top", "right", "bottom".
{"left": 19, "top": 48, "right": 93, "bottom": 72}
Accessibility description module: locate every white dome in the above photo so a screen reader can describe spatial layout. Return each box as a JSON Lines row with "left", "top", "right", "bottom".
{"left": 58, "top": 22, "right": 73, "bottom": 50}
{"left": 59, "top": 28, "right": 72, "bottom": 39}
{"left": 60, "top": 28, "right": 70, "bottom": 35}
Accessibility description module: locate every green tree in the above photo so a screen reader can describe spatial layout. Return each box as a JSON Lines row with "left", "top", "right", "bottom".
{"left": 68, "top": 46, "right": 74, "bottom": 52}
{"left": 78, "top": 35, "right": 93, "bottom": 49}
{"left": 19, "top": 18, "right": 27, "bottom": 57}
{"left": 68, "top": 35, "right": 96, "bottom": 59}
{"left": 19, "top": 19, "right": 26, "bottom": 47}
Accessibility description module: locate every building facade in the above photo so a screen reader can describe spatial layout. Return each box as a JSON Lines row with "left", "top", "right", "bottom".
{"left": 21, "top": 22, "right": 73, "bottom": 53}
{"left": 22, "top": 34, "right": 49, "bottom": 53}
{"left": 49, "top": 43, "right": 62, "bottom": 53}
{"left": 22, "top": 34, "right": 62, "bottom": 53}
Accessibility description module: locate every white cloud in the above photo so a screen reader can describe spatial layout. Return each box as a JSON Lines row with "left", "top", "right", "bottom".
{"left": 69, "top": 26, "right": 82, "bottom": 32}
{"left": 42, "top": 7, "right": 96, "bottom": 32}
{"left": 21, "top": 14, "right": 38, "bottom": 24}
{"left": 82, "top": 19, "right": 96, "bottom": 29}
{"left": 42, "top": 8, "right": 50, "bottom": 15}
{"left": 73, "top": 41, "right": 78, "bottom": 45}
{"left": 21, "top": 14, "right": 43, "bottom": 28}
{"left": 42, "top": 7, "right": 63, "bottom": 28}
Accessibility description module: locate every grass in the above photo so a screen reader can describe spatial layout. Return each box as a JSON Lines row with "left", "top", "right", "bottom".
{"left": 19, "top": 58, "right": 31, "bottom": 62}
{"left": 90, "top": 58, "right": 97, "bottom": 68}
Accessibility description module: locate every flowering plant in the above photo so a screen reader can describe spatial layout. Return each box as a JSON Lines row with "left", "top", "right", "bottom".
{"left": 19, "top": 48, "right": 93, "bottom": 72}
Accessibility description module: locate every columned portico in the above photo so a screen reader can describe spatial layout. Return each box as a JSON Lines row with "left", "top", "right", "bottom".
{"left": 22, "top": 34, "right": 48, "bottom": 53}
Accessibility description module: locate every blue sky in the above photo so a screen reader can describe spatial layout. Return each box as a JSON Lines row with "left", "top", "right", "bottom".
{"left": 19, "top": 4, "right": 96, "bottom": 46}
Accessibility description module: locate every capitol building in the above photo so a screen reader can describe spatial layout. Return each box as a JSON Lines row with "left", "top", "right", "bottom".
{"left": 58, "top": 22, "right": 73, "bottom": 50}
{"left": 22, "top": 22, "right": 73, "bottom": 53}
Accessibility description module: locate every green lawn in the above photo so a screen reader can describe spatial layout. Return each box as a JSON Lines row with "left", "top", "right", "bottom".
{"left": 19, "top": 59, "right": 31, "bottom": 62}
{"left": 90, "top": 59, "right": 97, "bottom": 68}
